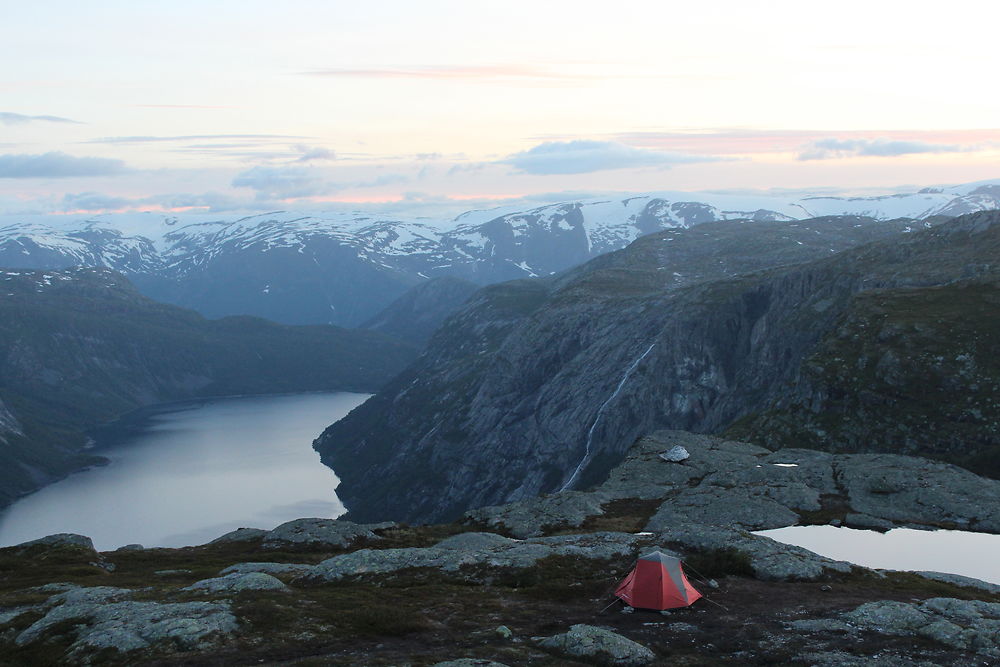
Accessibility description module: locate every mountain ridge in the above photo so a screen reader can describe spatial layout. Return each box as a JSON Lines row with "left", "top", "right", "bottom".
{"left": 2, "top": 179, "right": 998, "bottom": 326}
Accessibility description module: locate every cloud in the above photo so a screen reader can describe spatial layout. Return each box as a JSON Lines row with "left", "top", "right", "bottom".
{"left": 0, "top": 152, "right": 128, "bottom": 178}
{"left": 501, "top": 140, "right": 718, "bottom": 175}
{"left": 293, "top": 144, "right": 336, "bottom": 162}
{"left": 300, "top": 64, "right": 598, "bottom": 84}
{"left": 606, "top": 128, "right": 1000, "bottom": 157}
{"left": 144, "top": 192, "right": 248, "bottom": 212}
{"left": 356, "top": 173, "right": 408, "bottom": 188}
{"left": 798, "top": 137, "right": 975, "bottom": 160}
{"left": 0, "top": 112, "right": 81, "bottom": 125}
{"left": 231, "top": 165, "right": 337, "bottom": 199}
{"left": 88, "top": 134, "right": 309, "bottom": 144}
{"left": 131, "top": 104, "right": 235, "bottom": 110}
{"left": 60, "top": 192, "right": 133, "bottom": 211}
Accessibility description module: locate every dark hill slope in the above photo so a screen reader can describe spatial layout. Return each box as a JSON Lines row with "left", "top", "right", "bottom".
{"left": 360, "top": 276, "right": 479, "bottom": 345}
{"left": 0, "top": 268, "right": 417, "bottom": 507}
{"left": 314, "top": 215, "right": 971, "bottom": 523}
{"left": 727, "top": 277, "right": 1000, "bottom": 476}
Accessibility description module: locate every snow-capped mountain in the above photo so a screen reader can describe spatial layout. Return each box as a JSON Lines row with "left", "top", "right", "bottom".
{"left": 1, "top": 180, "right": 998, "bottom": 326}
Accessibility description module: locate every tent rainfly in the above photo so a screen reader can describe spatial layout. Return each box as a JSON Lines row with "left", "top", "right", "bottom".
{"left": 614, "top": 551, "right": 703, "bottom": 610}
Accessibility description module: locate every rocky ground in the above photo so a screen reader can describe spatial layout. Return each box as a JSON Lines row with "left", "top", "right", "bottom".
{"left": 1, "top": 432, "right": 999, "bottom": 665}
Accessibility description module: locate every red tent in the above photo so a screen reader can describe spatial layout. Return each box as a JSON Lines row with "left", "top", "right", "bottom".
{"left": 614, "top": 551, "right": 702, "bottom": 610}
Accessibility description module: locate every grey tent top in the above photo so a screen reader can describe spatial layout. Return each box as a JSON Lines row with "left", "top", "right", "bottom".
{"left": 637, "top": 550, "right": 682, "bottom": 565}
{"left": 637, "top": 550, "right": 692, "bottom": 602}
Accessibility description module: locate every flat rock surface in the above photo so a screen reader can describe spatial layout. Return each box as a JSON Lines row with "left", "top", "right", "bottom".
{"left": 465, "top": 431, "right": 1000, "bottom": 541}
{"left": 219, "top": 562, "right": 314, "bottom": 577}
{"left": 15, "top": 585, "right": 237, "bottom": 657}
{"left": 301, "top": 531, "right": 641, "bottom": 583}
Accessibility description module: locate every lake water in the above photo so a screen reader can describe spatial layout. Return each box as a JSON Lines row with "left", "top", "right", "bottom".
{"left": 757, "top": 525, "right": 1000, "bottom": 585}
{"left": 0, "top": 392, "right": 369, "bottom": 551}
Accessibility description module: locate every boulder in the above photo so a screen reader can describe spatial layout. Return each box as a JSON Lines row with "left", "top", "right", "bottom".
{"left": 659, "top": 445, "right": 690, "bottom": 462}
{"left": 262, "top": 518, "right": 390, "bottom": 549}
{"left": 537, "top": 624, "right": 655, "bottom": 666}
{"left": 184, "top": 572, "right": 289, "bottom": 594}
{"left": 209, "top": 527, "right": 267, "bottom": 544}
{"left": 219, "top": 562, "right": 314, "bottom": 577}
{"left": 432, "top": 661, "right": 511, "bottom": 667}
{"left": 465, "top": 491, "right": 609, "bottom": 539}
{"left": 13, "top": 533, "right": 95, "bottom": 552}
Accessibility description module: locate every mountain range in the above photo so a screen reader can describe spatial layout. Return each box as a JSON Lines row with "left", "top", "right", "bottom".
{"left": 2, "top": 180, "right": 998, "bottom": 327}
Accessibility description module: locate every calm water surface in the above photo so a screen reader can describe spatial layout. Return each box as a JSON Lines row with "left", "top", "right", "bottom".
{"left": 758, "top": 525, "right": 1000, "bottom": 584}
{"left": 0, "top": 392, "right": 368, "bottom": 551}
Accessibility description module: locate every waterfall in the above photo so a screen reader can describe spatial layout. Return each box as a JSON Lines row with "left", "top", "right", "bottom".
{"left": 559, "top": 342, "right": 656, "bottom": 491}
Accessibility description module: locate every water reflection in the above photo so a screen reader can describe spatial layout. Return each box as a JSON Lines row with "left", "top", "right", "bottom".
{"left": 0, "top": 392, "right": 368, "bottom": 551}
{"left": 757, "top": 525, "right": 1000, "bottom": 585}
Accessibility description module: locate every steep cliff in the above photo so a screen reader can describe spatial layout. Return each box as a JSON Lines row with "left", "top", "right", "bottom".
{"left": 315, "top": 214, "right": 998, "bottom": 523}
{"left": 727, "top": 277, "right": 1000, "bottom": 476}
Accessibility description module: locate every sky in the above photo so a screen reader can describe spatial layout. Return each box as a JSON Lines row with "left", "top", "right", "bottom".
{"left": 2, "top": 0, "right": 1000, "bottom": 216}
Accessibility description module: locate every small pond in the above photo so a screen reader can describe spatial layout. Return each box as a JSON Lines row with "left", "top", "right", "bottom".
{"left": 757, "top": 525, "right": 1000, "bottom": 585}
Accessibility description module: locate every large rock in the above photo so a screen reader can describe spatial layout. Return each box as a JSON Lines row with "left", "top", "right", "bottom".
{"left": 823, "top": 598, "right": 1000, "bottom": 657}
{"left": 913, "top": 571, "right": 1000, "bottom": 595}
{"left": 466, "top": 491, "right": 610, "bottom": 539}
{"left": 301, "top": 531, "right": 641, "bottom": 583}
{"left": 16, "top": 586, "right": 237, "bottom": 657}
{"left": 13, "top": 533, "right": 95, "bottom": 552}
{"left": 432, "top": 661, "right": 511, "bottom": 667}
{"left": 537, "top": 624, "right": 655, "bottom": 666}
{"left": 219, "top": 562, "right": 314, "bottom": 577}
{"left": 261, "top": 518, "right": 393, "bottom": 549}
{"left": 209, "top": 527, "right": 268, "bottom": 544}
{"left": 184, "top": 572, "right": 289, "bottom": 594}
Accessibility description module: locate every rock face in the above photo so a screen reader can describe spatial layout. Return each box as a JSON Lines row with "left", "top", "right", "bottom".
{"left": 730, "top": 272, "right": 1000, "bottom": 479}
{"left": 318, "top": 212, "right": 1000, "bottom": 524}
{"left": 537, "top": 624, "right": 656, "bottom": 666}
